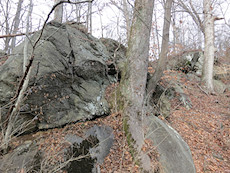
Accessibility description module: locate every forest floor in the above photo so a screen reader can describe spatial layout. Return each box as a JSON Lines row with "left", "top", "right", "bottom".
{"left": 18, "top": 70, "right": 229, "bottom": 173}
{"left": 1, "top": 59, "right": 230, "bottom": 172}
{"left": 99, "top": 69, "right": 230, "bottom": 173}
{"left": 161, "top": 70, "right": 230, "bottom": 173}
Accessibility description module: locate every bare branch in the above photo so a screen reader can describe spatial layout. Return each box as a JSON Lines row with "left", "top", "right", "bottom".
{"left": 33, "top": 0, "right": 94, "bottom": 49}
{"left": 0, "top": 31, "right": 36, "bottom": 39}
{"left": 177, "top": 0, "right": 204, "bottom": 33}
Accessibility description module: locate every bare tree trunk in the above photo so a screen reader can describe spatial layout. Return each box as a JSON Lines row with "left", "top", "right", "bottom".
{"left": 119, "top": 0, "right": 154, "bottom": 171}
{"left": 75, "top": 3, "right": 81, "bottom": 23}
{"left": 86, "top": 1, "right": 92, "bottom": 34}
{"left": 202, "top": 0, "right": 215, "bottom": 92}
{"left": 154, "top": 11, "right": 160, "bottom": 56}
{"left": 10, "top": 0, "right": 24, "bottom": 51}
{"left": 23, "top": 0, "right": 33, "bottom": 73}
{"left": 89, "top": 1, "right": 92, "bottom": 34}
{"left": 122, "top": 0, "right": 154, "bottom": 111}
{"left": 122, "top": 0, "right": 132, "bottom": 39}
{"left": 147, "top": 0, "right": 173, "bottom": 94}
{"left": 172, "top": 1, "right": 180, "bottom": 52}
{"left": 54, "top": 0, "right": 63, "bottom": 23}
{"left": 3, "top": 0, "right": 10, "bottom": 53}
{"left": 96, "top": 5, "right": 104, "bottom": 38}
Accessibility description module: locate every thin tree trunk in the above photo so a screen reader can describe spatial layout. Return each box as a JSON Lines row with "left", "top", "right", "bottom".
{"left": 54, "top": 0, "right": 63, "bottom": 23}
{"left": 23, "top": 0, "right": 33, "bottom": 73}
{"left": 87, "top": 1, "right": 92, "bottom": 33}
{"left": 147, "top": 0, "right": 173, "bottom": 94}
{"left": 154, "top": 11, "right": 160, "bottom": 56}
{"left": 89, "top": 1, "right": 92, "bottom": 34}
{"left": 3, "top": 0, "right": 10, "bottom": 53}
{"left": 11, "top": 0, "right": 24, "bottom": 50}
{"left": 76, "top": 4, "right": 81, "bottom": 23}
{"left": 202, "top": 0, "right": 215, "bottom": 92}
{"left": 122, "top": 0, "right": 131, "bottom": 40}
{"left": 3, "top": 60, "right": 33, "bottom": 153}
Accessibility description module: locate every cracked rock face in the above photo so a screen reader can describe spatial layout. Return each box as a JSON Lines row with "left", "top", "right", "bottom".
{"left": 0, "top": 22, "right": 120, "bottom": 129}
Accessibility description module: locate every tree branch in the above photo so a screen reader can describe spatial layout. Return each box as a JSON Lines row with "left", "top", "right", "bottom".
{"left": 33, "top": 0, "right": 94, "bottom": 49}
{"left": 0, "top": 31, "right": 36, "bottom": 38}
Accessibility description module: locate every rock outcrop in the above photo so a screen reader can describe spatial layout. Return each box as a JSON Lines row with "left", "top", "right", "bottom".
{"left": 64, "top": 125, "right": 114, "bottom": 173}
{"left": 0, "top": 21, "right": 119, "bottom": 130}
{"left": 0, "top": 125, "right": 114, "bottom": 173}
{"left": 0, "top": 141, "right": 40, "bottom": 173}
{"left": 167, "top": 50, "right": 204, "bottom": 75}
{"left": 145, "top": 116, "right": 196, "bottom": 173}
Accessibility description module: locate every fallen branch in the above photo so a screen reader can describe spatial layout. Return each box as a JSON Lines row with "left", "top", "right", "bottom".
{"left": 197, "top": 84, "right": 209, "bottom": 96}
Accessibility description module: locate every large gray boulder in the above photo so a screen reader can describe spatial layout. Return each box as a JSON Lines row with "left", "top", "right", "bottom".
{"left": 0, "top": 21, "right": 119, "bottom": 129}
{"left": 64, "top": 125, "right": 114, "bottom": 173}
{"left": 0, "top": 141, "right": 40, "bottom": 173}
{"left": 166, "top": 50, "right": 204, "bottom": 75}
{"left": 145, "top": 116, "right": 196, "bottom": 173}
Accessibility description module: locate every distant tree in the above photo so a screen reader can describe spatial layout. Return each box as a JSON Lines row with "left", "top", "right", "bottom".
{"left": 109, "top": 0, "right": 133, "bottom": 41}
{"left": 122, "top": 0, "right": 132, "bottom": 39}
{"left": 75, "top": 3, "right": 81, "bottom": 23}
{"left": 175, "top": 0, "right": 224, "bottom": 92}
{"left": 2, "top": 0, "right": 11, "bottom": 53}
{"left": 202, "top": 0, "right": 215, "bottom": 92}
{"left": 1, "top": 0, "right": 24, "bottom": 53}
{"left": 54, "top": 0, "right": 64, "bottom": 22}
{"left": 86, "top": 0, "right": 92, "bottom": 33}
{"left": 177, "top": 0, "right": 203, "bottom": 33}
{"left": 10, "top": 0, "right": 24, "bottom": 51}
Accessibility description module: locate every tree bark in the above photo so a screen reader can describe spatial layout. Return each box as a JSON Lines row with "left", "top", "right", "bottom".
{"left": 121, "top": 0, "right": 154, "bottom": 111}
{"left": 202, "top": 0, "right": 215, "bottom": 92}
{"left": 147, "top": 0, "right": 173, "bottom": 94}
{"left": 119, "top": 0, "right": 154, "bottom": 171}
